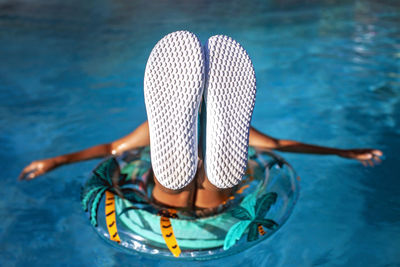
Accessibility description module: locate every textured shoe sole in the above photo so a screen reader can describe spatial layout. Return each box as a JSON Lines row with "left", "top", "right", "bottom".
{"left": 204, "top": 35, "right": 256, "bottom": 189}
{"left": 144, "top": 31, "right": 205, "bottom": 190}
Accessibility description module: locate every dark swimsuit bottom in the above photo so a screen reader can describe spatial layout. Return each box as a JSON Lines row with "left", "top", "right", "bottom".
{"left": 81, "top": 146, "right": 300, "bottom": 260}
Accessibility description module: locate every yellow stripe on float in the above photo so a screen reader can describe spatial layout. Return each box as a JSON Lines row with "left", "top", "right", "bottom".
{"left": 160, "top": 216, "right": 181, "bottom": 257}
{"left": 105, "top": 191, "right": 121, "bottom": 243}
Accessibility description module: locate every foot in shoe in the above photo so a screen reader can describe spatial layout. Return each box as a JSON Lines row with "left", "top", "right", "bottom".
{"left": 144, "top": 31, "right": 205, "bottom": 190}
{"left": 203, "top": 35, "right": 256, "bottom": 189}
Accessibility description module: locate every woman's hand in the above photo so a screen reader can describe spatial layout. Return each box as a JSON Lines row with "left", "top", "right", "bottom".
{"left": 19, "top": 158, "right": 59, "bottom": 180}
{"left": 338, "top": 149, "right": 383, "bottom": 166}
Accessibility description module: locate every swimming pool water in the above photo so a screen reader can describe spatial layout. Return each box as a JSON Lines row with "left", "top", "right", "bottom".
{"left": 0, "top": 0, "right": 399, "bottom": 266}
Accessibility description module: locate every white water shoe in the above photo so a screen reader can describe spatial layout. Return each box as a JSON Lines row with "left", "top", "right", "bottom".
{"left": 203, "top": 35, "right": 256, "bottom": 189}
{"left": 144, "top": 31, "right": 205, "bottom": 190}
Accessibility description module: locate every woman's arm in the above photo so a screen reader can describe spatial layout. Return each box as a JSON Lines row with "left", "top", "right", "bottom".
{"left": 19, "top": 121, "right": 150, "bottom": 180}
{"left": 249, "top": 127, "right": 383, "bottom": 166}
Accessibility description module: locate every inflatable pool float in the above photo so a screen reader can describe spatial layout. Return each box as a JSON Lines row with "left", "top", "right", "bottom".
{"left": 81, "top": 146, "right": 300, "bottom": 260}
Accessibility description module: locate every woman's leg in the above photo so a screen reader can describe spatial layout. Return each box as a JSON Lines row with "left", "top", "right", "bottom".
{"left": 152, "top": 177, "right": 196, "bottom": 209}
{"left": 195, "top": 35, "right": 256, "bottom": 207}
{"left": 201, "top": 35, "right": 256, "bottom": 189}
{"left": 194, "top": 158, "right": 233, "bottom": 209}
{"left": 144, "top": 31, "right": 205, "bottom": 208}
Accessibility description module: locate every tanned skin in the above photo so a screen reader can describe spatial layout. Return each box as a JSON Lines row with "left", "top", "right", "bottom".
{"left": 19, "top": 121, "right": 383, "bottom": 208}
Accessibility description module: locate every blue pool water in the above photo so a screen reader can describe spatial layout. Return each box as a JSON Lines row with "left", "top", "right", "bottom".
{"left": 1, "top": 0, "right": 399, "bottom": 266}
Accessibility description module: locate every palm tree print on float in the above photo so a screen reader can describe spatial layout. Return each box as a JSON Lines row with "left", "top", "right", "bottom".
{"left": 224, "top": 191, "right": 278, "bottom": 250}
{"left": 80, "top": 154, "right": 149, "bottom": 227}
